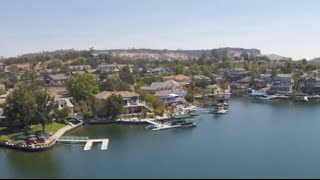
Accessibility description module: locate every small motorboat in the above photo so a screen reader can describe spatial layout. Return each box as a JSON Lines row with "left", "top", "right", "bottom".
{"left": 211, "top": 104, "right": 228, "bottom": 114}
{"left": 145, "top": 124, "right": 157, "bottom": 130}
{"left": 294, "top": 96, "right": 308, "bottom": 102}
{"left": 170, "top": 120, "right": 197, "bottom": 128}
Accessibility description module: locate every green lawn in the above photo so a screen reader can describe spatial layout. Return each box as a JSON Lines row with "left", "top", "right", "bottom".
{"left": 29, "top": 122, "right": 67, "bottom": 135}
{"left": 0, "top": 122, "right": 67, "bottom": 142}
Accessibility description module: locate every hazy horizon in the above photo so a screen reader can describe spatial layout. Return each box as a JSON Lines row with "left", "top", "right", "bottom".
{"left": 1, "top": 0, "right": 320, "bottom": 60}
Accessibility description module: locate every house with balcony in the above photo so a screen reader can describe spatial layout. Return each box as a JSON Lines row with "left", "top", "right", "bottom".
{"left": 255, "top": 74, "right": 272, "bottom": 89}
{"left": 226, "top": 68, "right": 249, "bottom": 82}
{"left": 56, "top": 98, "right": 75, "bottom": 116}
{"left": 95, "top": 91, "right": 153, "bottom": 115}
{"left": 140, "top": 80, "right": 186, "bottom": 106}
{"left": 45, "top": 73, "right": 69, "bottom": 86}
{"left": 299, "top": 77, "right": 320, "bottom": 94}
{"left": 268, "top": 74, "right": 293, "bottom": 94}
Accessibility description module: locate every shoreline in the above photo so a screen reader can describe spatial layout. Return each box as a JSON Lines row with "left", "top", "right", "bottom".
{"left": 0, "top": 122, "right": 84, "bottom": 152}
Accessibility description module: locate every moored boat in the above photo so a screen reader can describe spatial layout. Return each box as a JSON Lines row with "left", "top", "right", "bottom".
{"left": 294, "top": 96, "right": 308, "bottom": 102}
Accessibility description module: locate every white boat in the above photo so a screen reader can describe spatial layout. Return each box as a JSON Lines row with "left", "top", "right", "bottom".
{"left": 211, "top": 104, "right": 228, "bottom": 114}
{"left": 294, "top": 96, "right": 308, "bottom": 102}
{"left": 213, "top": 109, "right": 228, "bottom": 114}
{"left": 152, "top": 124, "right": 181, "bottom": 131}
{"left": 255, "top": 95, "right": 277, "bottom": 100}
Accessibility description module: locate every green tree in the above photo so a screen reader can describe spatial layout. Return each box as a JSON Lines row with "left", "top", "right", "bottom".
{"left": 34, "top": 89, "right": 58, "bottom": 132}
{"left": 240, "top": 52, "right": 249, "bottom": 61}
{"left": 225, "top": 60, "right": 233, "bottom": 69}
{"left": 99, "top": 72, "right": 109, "bottom": 81}
{"left": 8, "top": 65, "right": 19, "bottom": 83}
{"left": 3, "top": 84, "right": 36, "bottom": 130}
{"left": 293, "top": 73, "right": 302, "bottom": 92}
{"left": 185, "top": 91, "right": 195, "bottom": 103}
{"left": 66, "top": 73, "right": 100, "bottom": 101}
{"left": 57, "top": 107, "right": 70, "bottom": 121}
{"left": 119, "top": 66, "right": 135, "bottom": 85}
{"left": 105, "top": 94, "right": 123, "bottom": 120}
{"left": 71, "top": 56, "right": 88, "bottom": 65}
{"left": 47, "top": 59, "right": 63, "bottom": 69}
{"left": 219, "top": 79, "right": 229, "bottom": 91}
{"left": 100, "top": 78, "right": 131, "bottom": 91}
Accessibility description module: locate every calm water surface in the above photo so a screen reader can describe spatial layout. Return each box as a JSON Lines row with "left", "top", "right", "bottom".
{"left": 1, "top": 98, "right": 320, "bottom": 178}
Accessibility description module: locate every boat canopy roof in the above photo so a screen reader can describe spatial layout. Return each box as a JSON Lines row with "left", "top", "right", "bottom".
{"left": 173, "top": 114, "right": 192, "bottom": 119}
{"left": 250, "top": 91, "right": 268, "bottom": 97}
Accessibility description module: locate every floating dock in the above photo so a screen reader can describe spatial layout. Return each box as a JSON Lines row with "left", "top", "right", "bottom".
{"left": 84, "top": 139, "right": 109, "bottom": 151}
{"left": 57, "top": 136, "right": 109, "bottom": 151}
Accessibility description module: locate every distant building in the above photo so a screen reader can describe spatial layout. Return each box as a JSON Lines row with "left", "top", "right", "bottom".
{"left": 193, "top": 75, "right": 211, "bottom": 81}
{"left": 68, "top": 65, "right": 91, "bottom": 71}
{"left": 237, "top": 76, "right": 252, "bottom": 89}
{"left": 217, "top": 68, "right": 230, "bottom": 77}
{"left": 144, "top": 67, "right": 172, "bottom": 75}
{"left": 45, "top": 73, "right": 69, "bottom": 86}
{"left": 210, "top": 74, "right": 223, "bottom": 84}
{"left": 97, "top": 64, "right": 119, "bottom": 73}
{"left": 141, "top": 80, "right": 185, "bottom": 97}
{"left": 227, "top": 68, "right": 249, "bottom": 82}
{"left": 162, "top": 75, "right": 191, "bottom": 85}
{"left": 255, "top": 74, "right": 272, "bottom": 89}
{"left": 268, "top": 74, "right": 293, "bottom": 94}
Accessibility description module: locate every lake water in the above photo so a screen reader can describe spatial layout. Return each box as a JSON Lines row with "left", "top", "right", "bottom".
{"left": 1, "top": 98, "right": 320, "bottom": 178}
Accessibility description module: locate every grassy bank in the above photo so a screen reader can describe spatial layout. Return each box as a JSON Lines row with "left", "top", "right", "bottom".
{"left": 0, "top": 122, "right": 67, "bottom": 142}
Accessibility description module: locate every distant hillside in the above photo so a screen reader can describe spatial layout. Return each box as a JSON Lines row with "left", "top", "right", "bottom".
{"left": 96, "top": 47, "right": 262, "bottom": 61}
{"left": 96, "top": 49, "right": 207, "bottom": 61}
{"left": 265, "top": 54, "right": 284, "bottom": 61}
{"left": 13, "top": 47, "right": 263, "bottom": 62}
{"left": 310, "top": 57, "right": 320, "bottom": 63}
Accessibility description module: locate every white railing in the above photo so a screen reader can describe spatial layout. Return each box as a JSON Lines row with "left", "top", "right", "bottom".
{"left": 58, "top": 136, "right": 89, "bottom": 141}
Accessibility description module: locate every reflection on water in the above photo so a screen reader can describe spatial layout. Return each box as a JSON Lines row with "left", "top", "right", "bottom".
{"left": 5, "top": 149, "right": 60, "bottom": 179}
{"left": 1, "top": 98, "right": 320, "bottom": 178}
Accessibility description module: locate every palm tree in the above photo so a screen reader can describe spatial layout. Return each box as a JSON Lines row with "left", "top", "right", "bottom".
{"left": 219, "top": 79, "right": 229, "bottom": 91}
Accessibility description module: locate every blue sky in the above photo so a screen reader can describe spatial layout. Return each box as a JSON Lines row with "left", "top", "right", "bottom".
{"left": 1, "top": 0, "right": 320, "bottom": 59}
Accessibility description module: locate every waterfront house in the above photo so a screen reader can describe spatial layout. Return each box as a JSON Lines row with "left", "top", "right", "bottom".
{"left": 141, "top": 80, "right": 186, "bottom": 106}
{"left": 95, "top": 91, "right": 153, "bottom": 115}
{"left": 299, "top": 77, "right": 320, "bottom": 94}
{"left": 268, "top": 74, "right": 293, "bottom": 94}
{"left": 237, "top": 76, "right": 252, "bottom": 89}
{"left": 141, "top": 80, "right": 185, "bottom": 97}
{"left": 255, "top": 74, "right": 272, "bottom": 89}
{"left": 227, "top": 68, "right": 249, "bottom": 82}
{"left": 57, "top": 98, "right": 75, "bottom": 116}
